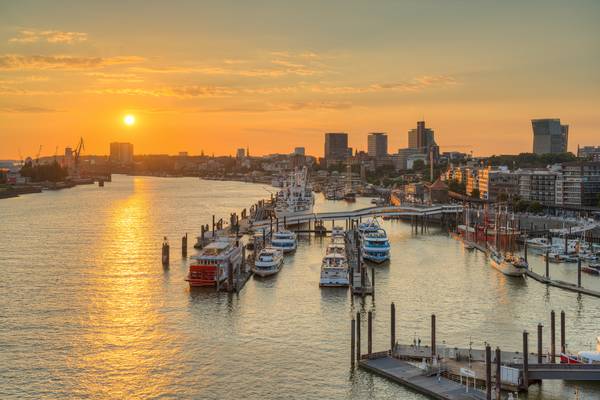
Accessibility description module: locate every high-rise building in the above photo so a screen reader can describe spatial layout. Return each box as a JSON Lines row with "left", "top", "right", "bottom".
{"left": 408, "top": 121, "right": 436, "bottom": 155}
{"left": 367, "top": 132, "right": 388, "bottom": 158}
{"left": 236, "top": 148, "right": 246, "bottom": 158}
{"left": 293, "top": 147, "right": 305, "bottom": 156}
{"left": 324, "top": 132, "right": 349, "bottom": 166}
{"left": 532, "top": 119, "right": 569, "bottom": 154}
{"left": 109, "top": 142, "right": 134, "bottom": 164}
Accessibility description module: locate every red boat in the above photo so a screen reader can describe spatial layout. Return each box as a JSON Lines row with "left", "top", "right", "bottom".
{"left": 560, "top": 336, "right": 600, "bottom": 364}
{"left": 185, "top": 238, "right": 243, "bottom": 287}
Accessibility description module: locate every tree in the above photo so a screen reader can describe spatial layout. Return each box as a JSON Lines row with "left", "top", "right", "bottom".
{"left": 447, "top": 179, "right": 466, "bottom": 195}
{"left": 470, "top": 188, "right": 480, "bottom": 199}
{"left": 411, "top": 159, "right": 425, "bottom": 171}
{"left": 528, "top": 201, "right": 543, "bottom": 214}
{"left": 497, "top": 192, "right": 508, "bottom": 202}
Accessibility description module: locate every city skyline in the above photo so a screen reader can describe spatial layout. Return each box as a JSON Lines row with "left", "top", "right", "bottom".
{"left": 1, "top": 1, "right": 599, "bottom": 159}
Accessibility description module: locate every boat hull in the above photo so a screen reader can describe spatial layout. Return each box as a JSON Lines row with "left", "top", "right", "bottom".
{"left": 490, "top": 258, "right": 527, "bottom": 277}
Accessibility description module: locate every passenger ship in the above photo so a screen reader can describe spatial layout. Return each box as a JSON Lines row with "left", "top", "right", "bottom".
{"left": 489, "top": 249, "right": 528, "bottom": 277}
{"left": 359, "top": 219, "right": 391, "bottom": 263}
{"left": 186, "top": 237, "right": 243, "bottom": 287}
{"left": 274, "top": 167, "right": 315, "bottom": 220}
{"left": 320, "top": 231, "right": 350, "bottom": 287}
{"left": 271, "top": 230, "right": 297, "bottom": 253}
{"left": 253, "top": 247, "right": 284, "bottom": 277}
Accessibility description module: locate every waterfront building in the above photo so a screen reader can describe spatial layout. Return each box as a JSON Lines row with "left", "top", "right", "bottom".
{"left": 109, "top": 142, "right": 134, "bottom": 164}
{"left": 555, "top": 161, "right": 600, "bottom": 207}
{"left": 578, "top": 145, "right": 600, "bottom": 161}
{"left": 236, "top": 148, "right": 246, "bottom": 159}
{"left": 394, "top": 148, "right": 420, "bottom": 171}
{"left": 293, "top": 147, "right": 305, "bottom": 156}
{"left": 518, "top": 169, "right": 558, "bottom": 206}
{"left": 465, "top": 168, "right": 479, "bottom": 196}
{"left": 367, "top": 132, "right": 388, "bottom": 158}
{"left": 477, "top": 166, "right": 519, "bottom": 201}
{"left": 532, "top": 118, "right": 569, "bottom": 154}
{"left": 425, "top": 178, "right": 449, "bottom": 204}
{"left": 324, "top": 132, "right": 349, "bottom": 167}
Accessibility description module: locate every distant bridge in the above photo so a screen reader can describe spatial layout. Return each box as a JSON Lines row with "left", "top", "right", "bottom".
{"left": 251, "top": 204, "right": 464, "bottom": 228}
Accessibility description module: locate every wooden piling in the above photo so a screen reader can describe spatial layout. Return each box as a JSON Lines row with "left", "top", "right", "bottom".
{"left": 545, "top": 250, "right": 550, "bottom": 278}
{"left": 522, "top": 330, "right": 529, "bottom": 389}
{"left": 560, "top": 310, "right": 566, "bottom": 354}
{"left": 162, "top": 237, "right": 170, "bottom": 266}
{"left": 390, "top": 302, "right": 396, "bottom": 352}
{"left": 371, "top": 267, "right": 375, "bottom": 297}
{"left": 550, "top": 310, "right": 556, "bottom": 363}
{"left": 351, "top": 318, "right": 356, "bottom": 367}
{"left": 577, "top": 257, "right": 582, "bottom": 287}
{"left": 182, "top": 233, "right": 187, "bottom": 258}
{"left": 485, "top": 344, "right": 492, "bottom": 400}
{"left": 495, "top": 347, "right": 501, "bottom": 400}
{"left": 367, "top": 310, "right": 373, "bottom": 355}
{"left": 431, "top": 314, "right": 436, "bottom": 357}
{"left": 212, "top": 215, "right": 215, "bottom": 236}
{"left": 356, "top": 312, "right": 361, "bottom": 360}
{"left": 524, "top": 239, "right": 528, "bottom": 263}
{"left": 537, "top": 323, "right": 543, "bottom": 364}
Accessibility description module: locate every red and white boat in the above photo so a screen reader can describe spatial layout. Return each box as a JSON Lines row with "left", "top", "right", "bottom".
{"left": 186, "top": 237, "right": 243, "bottom": 287}
{"left": 560, "top": 336, "right": 600, "bottom": 364}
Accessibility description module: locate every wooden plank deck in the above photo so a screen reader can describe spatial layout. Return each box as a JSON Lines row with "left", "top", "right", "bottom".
{"left": 360, "top": 356, "right": 486, "bottom": 400}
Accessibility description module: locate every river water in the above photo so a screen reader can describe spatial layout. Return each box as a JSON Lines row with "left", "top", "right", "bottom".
{"left": 1, "top": 175, "right": 599, "bottom": 399}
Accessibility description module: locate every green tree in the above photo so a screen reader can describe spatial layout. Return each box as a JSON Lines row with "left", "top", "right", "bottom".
{"left": 411, "top": 159, "right": 425, "bottom": 171}
{"left": 471, "top": 188, "right": 480, "bottom": 199}
{"left": 528, "top": 201, "right": 543, "bottom": 214}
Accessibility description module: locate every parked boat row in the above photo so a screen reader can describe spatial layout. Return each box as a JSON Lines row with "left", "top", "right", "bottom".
{"left": 319, "top": 226, "right": 350, "bottom": 287}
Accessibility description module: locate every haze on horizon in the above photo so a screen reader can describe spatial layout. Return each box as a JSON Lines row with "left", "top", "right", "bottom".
{"left": 1, "top": 0, "right": 598, "bottom": 159}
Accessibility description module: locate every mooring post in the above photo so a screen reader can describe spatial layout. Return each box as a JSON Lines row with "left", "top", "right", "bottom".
{"left": 550, "top": 310, "right": 556, "bottom": 363}
{"left": 431, "top": 314, "right": 436, "bottom": 358}
{"left": 212, "top": 215, "right": 215, "bottom": 236}
{"left": 356, "top": 312, "right": 361, "bottom": 360}
{"left": 371, "top": 267, "right": 375, "bottom": 296}
{"left": 283, "top": 216, "right": 287, "bottom": 229}
{"left": 162, "top": 237, "right": 170, "bottom": 266}
{"left": 545, "top": 250, "right": 550, "bottom": 279}
{"left": 522, "top": 330, "right": 529, "bottom": 389}
{"left": 577, "top": 257, "right": 582, "bottom": 287}
{"left": 485, "top": 344, "right": 492, "bottom": 400}
{"left": 367, "top": 310, "right": 373, "bottom": 355}
{"left": 537, "top": 323, "right": 543, "bottom": 364}
{"left": 495, "top": 347, "right": 501, "bottom": 399}
{"left": 560, "top": 310, "right": 566, "bottom": 354}
{"left": 351, "top": 318, "right": 356, "bottom": 367}
{"left": 524, "top": 239, "right": 528, "bottom": 263}
{"left": 262, "top": 228, "right": 266, "bottom": 248}
{"left": 182, "top": 233, "right": 188, "bottom": 258}
{"left": 390, "top": 302, "right": 396, "bottom": 352}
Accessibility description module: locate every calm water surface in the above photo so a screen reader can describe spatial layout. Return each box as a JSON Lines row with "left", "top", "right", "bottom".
{"left": 1, "top": 175, "right": 599, "bottom": 399}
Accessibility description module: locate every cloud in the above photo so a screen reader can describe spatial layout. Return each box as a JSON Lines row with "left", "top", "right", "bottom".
{"left": 311, "top": 75, "right": 458, "bottom": 94}
{"left": 194, "top": 100, "right": 352, "bottom": 113}
{"left": 0, "top": 105, "right": 63, "bottom": 113}
{"left": 86, "top": 85, "right": 238, "bottom": 98}
{"left": 9, "top": 29, "right": 88, "bottom": 44}
{"left": 0, "top": 54, "right": 145, "bottom": 70}
{"left": 0, "top": 75, "right": 49, "bottom": 84}
{"left": 85, "top": 72, "right": 143, "bottom": 83}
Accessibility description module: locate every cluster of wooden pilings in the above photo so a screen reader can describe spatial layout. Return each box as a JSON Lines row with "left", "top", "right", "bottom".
{"left": 351, "top": 304, "right": 573, "bottom": 398}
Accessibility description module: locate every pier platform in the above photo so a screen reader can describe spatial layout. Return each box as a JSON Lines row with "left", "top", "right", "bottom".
{"left": 359, "top": 355, "right": 486, "bottom": 400}
{"left": 526, "top": 269, "right": 600, "bottom": 298}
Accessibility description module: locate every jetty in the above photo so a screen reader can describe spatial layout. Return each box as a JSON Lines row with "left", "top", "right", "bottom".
{"left": 346, "top": 224, "right": 373, "bottom": 296}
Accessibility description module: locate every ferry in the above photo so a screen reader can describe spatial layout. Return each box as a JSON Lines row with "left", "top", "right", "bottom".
{"left": 271, "top": 230, "right": 297, "bottom": 253}
{"left": 274, "top": 167, "right": 315, "bottom": 220}
{"left": 253, "top": 247, "right": 284, "bottom": 277}
{"left": 560, "top": 337, "right": 600, "bottom": 364}
{"left": 358, "top": 218, "right": 381, "bottom": 235}
{"left": 186, "top": 237, "right": 243, "bottom": 287}
{"left": 362, "top": 228, "right": 391, "bottom": 263}
{"left": 489, "top": 249, "right": 528, "bottom": 277}
{"left": 319, "top": 253, "right": 350, "bottom": 287}
{"left": 331, "top": 226, "right": 345, "bottom": 238}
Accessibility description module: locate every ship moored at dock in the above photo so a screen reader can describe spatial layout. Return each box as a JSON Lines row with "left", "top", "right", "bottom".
{"left": 253, "top": 247, "right": 284, "bottom": 277}
{"left": 186, "top": 237, "right": 243, "bottom": 287}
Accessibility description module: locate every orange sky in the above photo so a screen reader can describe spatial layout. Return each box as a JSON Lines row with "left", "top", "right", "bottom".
{"left": 1, "top": 1, "right": 599, "bottom": 159}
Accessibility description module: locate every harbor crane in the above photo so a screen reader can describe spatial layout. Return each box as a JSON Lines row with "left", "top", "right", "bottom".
{"left": 71, "top": 137, "right": 85, "bottom": 178}
{"left": 35, "top": 145, "right": 43, "bottom": 165}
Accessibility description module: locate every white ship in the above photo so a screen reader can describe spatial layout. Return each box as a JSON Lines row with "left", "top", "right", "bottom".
{"left": 358, "top": 219, "right": 391, "bottom": 263}
{"left": 271, "top": 230, "right": 297, "bottom": 253}
{"left": 253, "top": 247, "right": 284, "bottom": 277}
{"left": 186, "top": 237, "right": 243, "bottom": 287}
{"left": 319, "top": 245, "right": 350, "bottom": 287}
{"left": 489, "top": 249, "right": 528, "bottom": 277}
{"left": 274, "top": 167, "right": 314, "bottom": 220}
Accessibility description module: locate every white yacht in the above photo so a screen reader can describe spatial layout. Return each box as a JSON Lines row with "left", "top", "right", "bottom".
{"left": 489, "top": 249, "right": 528, "bottom": 277}
{"left": 271, "top": 230, "right": 297, "bottom": 253}
{"left": 331, "top": 226, "right": 345, "bottom": 238}
{"left": 274, "top": 167, "right": 315, "bottom": 220}
{"left": 319, "top": 253, "right": 350, "bottom": 287}
{"left": 526, "top": 237, "right": 553, "bottom": 253}
{"left": 358, "top": 219, "right": 381, "bottom": 235}
{"left": 361, "top": 228, "right": 391, "bottom": 263}
{"left": 253, "top": 247, "right": 284, "bottom": 277}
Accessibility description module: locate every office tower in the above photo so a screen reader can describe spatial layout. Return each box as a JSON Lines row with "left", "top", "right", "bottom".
{"left": 236, "top": 148, "right": 246, "bottom": 158}
{"left": 109, "top": 142, "right": 134, "bottom": 164}
{"left": 367, "top": 132, "right": 388, "bottom": 158}
{"left": 532, "top": 119, "right": 569, "bottom": 154}
{"left": 408, "top": 121, "right": 436, "bottom": 154}
{"left": 324, "top": 132, "right": 349, "bottom": 166}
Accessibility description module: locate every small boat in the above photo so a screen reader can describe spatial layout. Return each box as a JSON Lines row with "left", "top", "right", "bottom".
{"left": 344, "top": 191, "right": 356, "bottom": 202}
{"left": 526, "top": 237, "right": 553, "bottom": 253}
{"left": 253, "top": 247, "right": 284, "bottom": 277}
{"left": 271, "top": 230, "right": 297, "bottom": 253}
{"left": 186, "top": 237, "right": 243, "bottom": 287}
{"left": 489, "top": 249, "right": 528, "bottom": 277}
{"left": 582, "top": 267, "right": 600, "bottom": 275}
{"left": 561, "top": 337, "right": 600, "bottom": 364}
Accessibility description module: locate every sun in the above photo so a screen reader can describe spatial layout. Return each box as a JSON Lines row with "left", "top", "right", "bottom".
{"left": 123, "top": 114, "right": 136, "bottom": 126}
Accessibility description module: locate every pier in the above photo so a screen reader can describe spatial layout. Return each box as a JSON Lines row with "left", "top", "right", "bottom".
{"left": 346, "top": 224, "right": 373, "bottom": 296}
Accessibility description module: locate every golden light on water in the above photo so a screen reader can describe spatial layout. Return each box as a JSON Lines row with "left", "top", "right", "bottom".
{"left": 124, "top": 114, "right": 136, "bottom": 126}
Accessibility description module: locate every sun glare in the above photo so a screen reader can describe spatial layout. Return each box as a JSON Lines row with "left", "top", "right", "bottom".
{"left": 124, "top": 114, "right": 136, "bottom": 126}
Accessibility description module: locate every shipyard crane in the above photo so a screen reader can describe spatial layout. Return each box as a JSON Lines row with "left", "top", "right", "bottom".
{"left": 35, "top": 145, "right": 43, "bottom": 165}
{"left": 71, "top": 137, "right": 84, "bottom": 178}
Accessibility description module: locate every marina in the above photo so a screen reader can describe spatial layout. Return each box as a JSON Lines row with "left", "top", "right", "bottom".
{"left": 2, "top": 175, "right": 600, "bottom": 399}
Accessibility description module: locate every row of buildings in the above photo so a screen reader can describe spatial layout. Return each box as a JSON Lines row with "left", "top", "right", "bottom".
{"left": 324, "top": 120, "right": 444, "bottom": 170}
{"left": 444, "top": 161, "right": 600, "bottom": 208}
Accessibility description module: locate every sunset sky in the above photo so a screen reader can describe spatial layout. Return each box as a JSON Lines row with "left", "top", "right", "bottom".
{"left": 1, "top": 0, "right": 598, "bottom": 159}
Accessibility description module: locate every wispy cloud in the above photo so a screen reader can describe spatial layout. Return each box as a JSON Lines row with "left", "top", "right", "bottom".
{"left": 86, "top": 85, "right": 238, "bottom": 98}
{"left": 192, "top": 100, "right": 352, "bottom": 114}
{"left": 85, "top": 72, "right": 144, "bottom": 83}
{"left": 9, "top": 29, "right": 88, "bottom": 44}
{"left": 310, "top": 75, "right": 458, "bottom": 94}
{"left": 0, "top": 54, "right": 145, "bottom": 70}
{"left": 0, "top": 105, "right": 63, "bottom": 113}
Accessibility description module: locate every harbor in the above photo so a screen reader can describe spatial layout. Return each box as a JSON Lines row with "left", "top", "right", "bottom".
{"left": 2, "top": 175, "right": 600, "bottom": 399}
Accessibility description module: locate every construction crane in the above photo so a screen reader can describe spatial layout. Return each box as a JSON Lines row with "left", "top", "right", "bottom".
{"left": 35, "top": 145, "right": 43, "bottom": 165}
{"left": 71, "top": 137, "right": 84, "bottom": 178}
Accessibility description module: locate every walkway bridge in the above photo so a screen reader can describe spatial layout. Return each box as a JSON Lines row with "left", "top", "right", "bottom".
{"left": 509, "top": 363, "right": 600, "bottom": 381}
{"left": 251, "top": 204, "right": 464, "bottom": 229}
